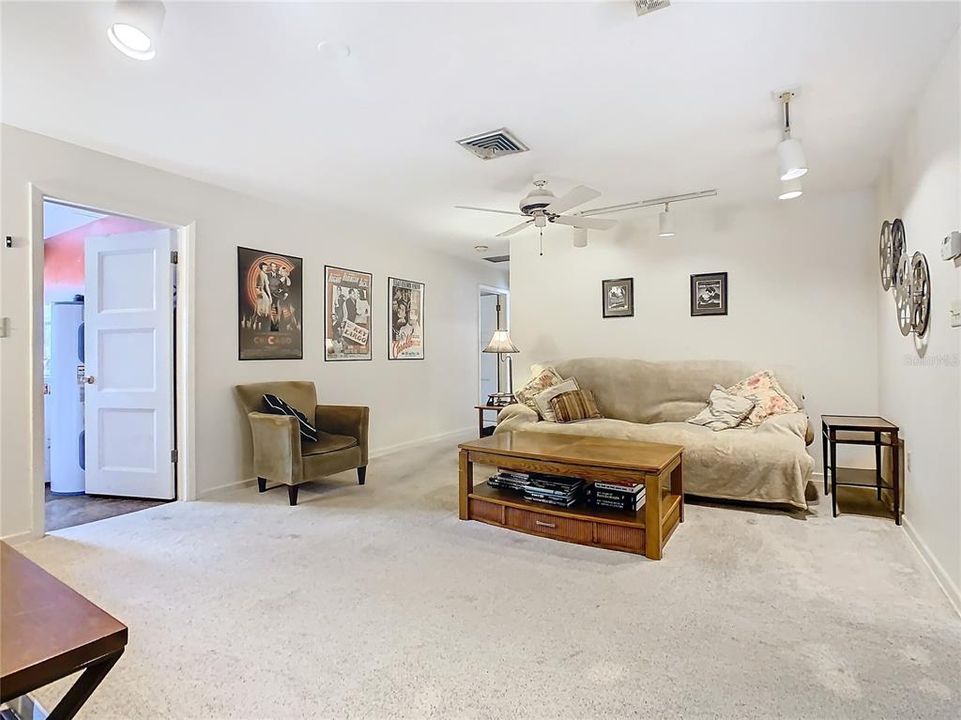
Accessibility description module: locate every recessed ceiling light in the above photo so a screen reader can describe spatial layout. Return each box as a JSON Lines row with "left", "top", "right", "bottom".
{"left": 474, "top": 244, "right": 489, "bottom": 253}
{"left": 107, "top": 0, "right": 165, "bottom": 61}
{"left": 317, "top": 41, "right": 351, "bottom": 59}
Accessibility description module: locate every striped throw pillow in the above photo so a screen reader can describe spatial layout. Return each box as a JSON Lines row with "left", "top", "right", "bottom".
{"left": 549, "top": 390, "right": 602, "bottom": 423}
{"left": 263, "top": 394, "right": 319, "bottom": 442}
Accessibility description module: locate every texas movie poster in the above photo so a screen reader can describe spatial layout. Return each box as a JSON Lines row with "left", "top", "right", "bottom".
{"left": 388, "top": 277, "right": 425, "bottom": 360}
{"left": 325, "top": 265, "right": 372, "bottom": 361}
{"left": 237, "top": 247, "right": 303, "bottom": 360}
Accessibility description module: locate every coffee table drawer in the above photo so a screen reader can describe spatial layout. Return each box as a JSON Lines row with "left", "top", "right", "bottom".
{"left": 505, "top": 507, "right": 593, "bottom": 543}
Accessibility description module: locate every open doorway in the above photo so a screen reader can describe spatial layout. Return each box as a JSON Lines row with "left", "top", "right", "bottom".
{"left": 478, "top": 285, "right": 510, "bottom": 435}
{"left": 42, "top": 199, "right": 177, "bottom": 531}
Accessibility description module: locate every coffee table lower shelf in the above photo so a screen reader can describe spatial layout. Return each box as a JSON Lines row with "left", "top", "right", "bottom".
{"left": 467, "top": 482, "right": 682, "bottom": 557}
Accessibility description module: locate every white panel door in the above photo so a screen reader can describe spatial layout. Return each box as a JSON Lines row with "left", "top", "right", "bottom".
{"left": 84, "top": 230, "right": 175, "bottom": 499}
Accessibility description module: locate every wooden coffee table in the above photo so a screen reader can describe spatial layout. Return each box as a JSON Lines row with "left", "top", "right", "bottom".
{"left": 458, "top": 432, "right": 684, "bottom": 559}
{"left": 1, "top": 542, "right": 128, "bottom": 719}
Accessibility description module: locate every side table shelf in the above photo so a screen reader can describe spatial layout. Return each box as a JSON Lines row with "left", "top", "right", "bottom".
{"left": 821, "top": 415, "right": 901, "bottom": 525}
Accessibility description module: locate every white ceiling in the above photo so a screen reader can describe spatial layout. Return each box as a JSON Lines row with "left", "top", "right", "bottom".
{"left": 42, "top": 201, "right": 106, "bottom": 239}
{"left": 3, "top": 1, "right": 959, "bottom": 257}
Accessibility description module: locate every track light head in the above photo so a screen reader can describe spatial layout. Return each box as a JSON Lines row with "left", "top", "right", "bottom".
{"left": 108, "top": 1, "right": 165, "bottom": 60}
{"left": 572, "top": 227, "right": 588, "bottom": 248}
{"left": 658, "top": 203, "right": 676, "bottom": 238}
{"left": 778, "top": 177, "right": 804, "bottom": 200}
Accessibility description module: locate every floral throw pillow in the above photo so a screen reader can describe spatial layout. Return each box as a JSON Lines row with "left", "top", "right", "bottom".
{"left": 726, "top": 371, "right": 799, "bottom": 427}
{"left": 514, "top": 367, "right": 563, "bottom": 416}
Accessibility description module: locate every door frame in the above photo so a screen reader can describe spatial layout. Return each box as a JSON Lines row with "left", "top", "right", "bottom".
{"left": 28, "top": 184, "right": 198, "bottom": 537}
{"left": 477, "top": 283, "right": 510, "bottom": 404}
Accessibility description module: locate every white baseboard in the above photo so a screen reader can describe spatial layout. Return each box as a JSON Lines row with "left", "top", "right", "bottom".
{"left": 197, "top": 427, "right": 474, "bottom": 499}
{"left": 368, "top": 426, "right": 473, "bottom": 460}
{"left": 902, "top": 517, "right": 961, "bottom": 618}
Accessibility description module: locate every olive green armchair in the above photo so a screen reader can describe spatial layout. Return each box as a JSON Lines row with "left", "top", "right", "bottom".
{"left": 235, "top": 381, "right": 369, "bottom": 505}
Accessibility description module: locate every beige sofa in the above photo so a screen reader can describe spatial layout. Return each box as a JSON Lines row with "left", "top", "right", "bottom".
{"left": 495, "top": 358, "right": 816, "bottom": 510}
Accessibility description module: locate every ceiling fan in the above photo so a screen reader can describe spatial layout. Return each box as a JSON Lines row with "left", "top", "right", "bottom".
{"left": 456, "top": 178, "right": 619, "bottom": 247}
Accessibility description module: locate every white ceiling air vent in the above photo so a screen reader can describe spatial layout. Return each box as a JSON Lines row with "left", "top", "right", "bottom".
{"left": 483, "top": 254, "right": 510, "bottom": 264}
{"left": 456, "top": 128, "right": 529, "bottom": 160}
{"left": 635, "top": 0, "right": 670, "bottom": 16}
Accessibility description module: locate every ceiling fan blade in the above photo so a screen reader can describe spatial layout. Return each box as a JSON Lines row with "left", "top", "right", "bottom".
{"left": 544, "top": 185, "right": 601, "bottom": 215}
{"left": 496, "top": 219, "right": 534, "bottom": 237}
{"left": 455, "top": 205, "right": 528, "bottom": 217}
{"left": 551, "top": 215, "right": 617, "bottom": 231}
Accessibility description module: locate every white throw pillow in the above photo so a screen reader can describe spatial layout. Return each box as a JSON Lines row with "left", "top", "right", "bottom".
{"left": 533, "top": 378, "right": 579, "bottom": 422}
{"left": 687, "top": 385, "right": 756, "bottom": 431}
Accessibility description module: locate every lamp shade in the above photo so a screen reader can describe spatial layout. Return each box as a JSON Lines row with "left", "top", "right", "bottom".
{"left": 483, "top": 330, "right": 519, "bottom": 354}
{"left": 777, "top": 137, "right": 808, "bottom": 181}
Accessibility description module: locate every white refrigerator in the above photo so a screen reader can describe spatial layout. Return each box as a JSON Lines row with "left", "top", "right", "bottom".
{"left": 49, "top": 300, "right": 85, "bottom": 495}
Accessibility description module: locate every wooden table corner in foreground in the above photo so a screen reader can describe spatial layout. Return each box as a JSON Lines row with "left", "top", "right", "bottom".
{"left": 458, "top": 432, "right": 684, "bottom": 560}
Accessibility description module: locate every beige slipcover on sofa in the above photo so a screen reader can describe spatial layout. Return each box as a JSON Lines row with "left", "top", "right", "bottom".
{"left": 495, "top": 358, "right": 816, "bottom": 509}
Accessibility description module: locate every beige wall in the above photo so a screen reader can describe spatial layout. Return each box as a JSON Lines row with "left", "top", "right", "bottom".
{"left": 0, "top": 125, "right": 507, "bottom": 540}
{"left": 509, "top": 188, "right": 880, "bottom": 475}
{"left": 876, "top": 31, "right": 961, "bottom": 606}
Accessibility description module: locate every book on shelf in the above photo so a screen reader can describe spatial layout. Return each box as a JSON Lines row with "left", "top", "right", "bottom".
{"left": 593, "top": 481, "right": 645, "bottom": 494}
{"left": 593, "top": 489, "right": 646, "bottom": 502}
{"left": 525, "top": 494, "right": 579, "bottom": 508}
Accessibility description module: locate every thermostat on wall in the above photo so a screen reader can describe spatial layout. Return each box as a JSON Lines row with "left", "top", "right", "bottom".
{"left": 942, "top": 230, "right": 961, "bottom": 261}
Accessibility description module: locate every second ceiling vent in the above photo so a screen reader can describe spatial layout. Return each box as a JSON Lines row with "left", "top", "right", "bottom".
{"left": 456, "top": 128, "right": 529, "bottom": 160}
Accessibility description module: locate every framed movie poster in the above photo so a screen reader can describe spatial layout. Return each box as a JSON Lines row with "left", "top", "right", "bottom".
{"left": 690, "top": 272, "right": 728, "bottom": 316}
{"left": 237, "top": 247, "right": 303, "bottom": 360}
{"left": 325, "top": 266, "right": 373, "bottom": 361}
{"left": 388, "top": 277, "right": 425, "bottom": 360}
{"left": 602, "top": 277, "right": 634, "bottom": 318}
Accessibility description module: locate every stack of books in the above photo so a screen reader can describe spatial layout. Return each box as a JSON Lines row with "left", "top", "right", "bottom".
{"left": 487, "top": 471, "right": 584, "bottom": 508}
{"left": 586, "top": 480, "right": 647, "bottom": 512}
{"left": 522, "top": 476, "right": 584, "bottom": 508}
{"left": 486, "top": 470, "right": 532, "bottom": 492}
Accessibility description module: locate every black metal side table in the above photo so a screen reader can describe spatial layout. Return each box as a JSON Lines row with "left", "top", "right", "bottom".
{"left": 821, "top": 415, "right": 901, "bottom": 525}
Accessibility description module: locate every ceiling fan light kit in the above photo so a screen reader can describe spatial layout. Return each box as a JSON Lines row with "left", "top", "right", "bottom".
{"left": 572, "top": 227, "right": 589, "bottom": 248}
{"left": 107, "top": 0, "right": 165, "bottom": 60}
{"left": 777, "top": 91, "right": 808, "bottom": 181}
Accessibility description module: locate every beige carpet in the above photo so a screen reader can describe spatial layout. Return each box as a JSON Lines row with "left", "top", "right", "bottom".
{"left": 18, "top": 436, "right": 961, "bottom": 719}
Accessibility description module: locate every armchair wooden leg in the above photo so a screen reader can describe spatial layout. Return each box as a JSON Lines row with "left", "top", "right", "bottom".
{"left": 257, "top": 477, "right": 267, "bottom": 493}
{"left": 357, "top": 466, "right": 367, "bottom": 485}
{"left": 288, "top": 484, "right": 299, "bottom": 506}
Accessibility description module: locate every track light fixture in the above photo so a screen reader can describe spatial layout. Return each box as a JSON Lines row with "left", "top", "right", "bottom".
{"left": 777, "top": 91, "right": 808, "bottom": 181}
{"left": 778, "top": 177, "right": 804, "bottom": 200}
{"left": 658, "top": 203, "right": 675, "bottom": 238}
{"left": 108, "top": 0, "right": 166, "bottom": 60}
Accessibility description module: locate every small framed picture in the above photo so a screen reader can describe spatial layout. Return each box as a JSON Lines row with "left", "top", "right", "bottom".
{"left": 690, "top": 272, "right": 728, "bottom": 316}
{"left": 602, "top": 277, "right": 634, "bottom": 318}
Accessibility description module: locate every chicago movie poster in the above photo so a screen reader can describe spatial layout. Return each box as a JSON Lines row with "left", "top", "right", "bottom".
{"left": 388, "top": 277, "right": 425, "bottom": 360}
{"left": 325, "top": 265, "right": 372, "bottom": 361}
{"left": 237, "top": 247, "right": 303, "bottom": 360}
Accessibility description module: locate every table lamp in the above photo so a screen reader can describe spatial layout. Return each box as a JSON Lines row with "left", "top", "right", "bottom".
{"left": 482, "top": 300, "right": 519, "bottom": 406}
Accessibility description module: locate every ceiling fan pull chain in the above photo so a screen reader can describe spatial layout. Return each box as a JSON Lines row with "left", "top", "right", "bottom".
{"left": 539, "top": 228, "right": 544, "bottom": 256}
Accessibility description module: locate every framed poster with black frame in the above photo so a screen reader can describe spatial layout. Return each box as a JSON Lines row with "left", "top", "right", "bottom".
{"left": 324, "top": 265, "right": 373, "bottom": 361}
{"left": 237, "top": 247, "right": 303, "bottom": 360}
{"left": 388, "top": 276, "right": 425, "bottom": 360}
{"left": 602, "top": 277, "right": 634, "bottom": 318}
{"left": 690, "top": 272, "right": 728, "bottom": 316}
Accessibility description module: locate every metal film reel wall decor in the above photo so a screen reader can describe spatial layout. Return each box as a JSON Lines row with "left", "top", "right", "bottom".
{"left": 878, "top": 218, "right": 931, "bottom": 338}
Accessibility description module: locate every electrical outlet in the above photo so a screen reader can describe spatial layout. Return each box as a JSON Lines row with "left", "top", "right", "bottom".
{"left": 906, "top": 452, "right": 912, "bottom": 473}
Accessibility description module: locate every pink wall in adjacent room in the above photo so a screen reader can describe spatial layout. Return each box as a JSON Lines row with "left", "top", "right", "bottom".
{"left": 44, "top": 216, "right": 159, "bottom": 294}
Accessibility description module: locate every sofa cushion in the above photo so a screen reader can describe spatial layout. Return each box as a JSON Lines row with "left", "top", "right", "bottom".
{"left": 687, "top": 385, "right": 755, "bottom": 431}
{"left": 726, "top": 371, "right": 799, "bottom": 427}
{"left": 263, "top": 393, "right": 319, "bottom": 442}
{"left": 551, "top": 389, "right": 603, "bottom": 423}
{"left": 514, "top": 366, "right": 563, "bottom": 414}
{"left": 302, "top": 432, "right": 358, "bottom": 456}
{"left": 533, "top": 378, "right": 579, "bottom": 421}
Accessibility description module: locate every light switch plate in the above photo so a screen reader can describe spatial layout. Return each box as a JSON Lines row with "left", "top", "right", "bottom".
{"left": 951, "top": 300, "right": 961, "bottom": 328}
{"left": 0, "top": 317, "right": 8, "bottom": 338}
